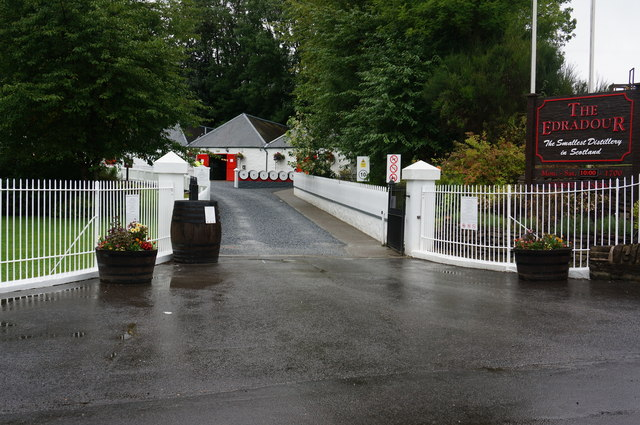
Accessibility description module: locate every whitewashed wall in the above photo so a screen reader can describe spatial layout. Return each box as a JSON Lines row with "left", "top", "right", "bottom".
{"left": 293, "top": 173, "right": 388, "bottom": 243}
{"left": 205, "top": 147, "right": 350, "bottom": 175}
{"left": 205, "top": 147, "right": 295, "bottom": 172}
{"left": 115, "top": 158, "right": 156, "bottom": 181}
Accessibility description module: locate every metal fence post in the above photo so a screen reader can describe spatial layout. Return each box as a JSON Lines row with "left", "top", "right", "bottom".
{"left": 506, "top": 185, "right": 512, "bottom": 263}
{"left": 93, "top": 181, "right": 101, "bottom": 265}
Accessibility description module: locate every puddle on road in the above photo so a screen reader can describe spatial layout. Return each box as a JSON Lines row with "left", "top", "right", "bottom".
{"left": 170, "top": 275, "right": 224, "bottom": 289}
{"left": 2, "top": 327, "right": 87, "bottom": 342}
{"left": 118, "top": 323, "right": 137, "bottom": 340}
{"left": 1, "top": 285, "right": 95, "bottom": 309}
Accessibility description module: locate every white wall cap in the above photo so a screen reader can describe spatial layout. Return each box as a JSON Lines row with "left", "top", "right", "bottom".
{"left": 402, "top": 161, "right": 441, "bottom": 181}
{"left": 153, "top": 151, "right": 188, "bottom": 174}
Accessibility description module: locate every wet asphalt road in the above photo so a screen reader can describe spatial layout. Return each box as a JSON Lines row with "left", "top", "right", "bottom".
{"left": 211, "top": 182, "right": 346, "bottom": 257}
{"left": 2, "top": 185, "right": 640, "bottom": 425}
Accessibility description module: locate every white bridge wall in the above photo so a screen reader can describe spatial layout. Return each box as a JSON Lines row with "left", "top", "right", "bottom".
{"left": 293, "top": 173, "right": 388, "bottom": 243}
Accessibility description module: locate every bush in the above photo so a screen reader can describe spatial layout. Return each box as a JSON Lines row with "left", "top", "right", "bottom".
{"left": 437, "top": 132, "right": 524, "bottom": 185}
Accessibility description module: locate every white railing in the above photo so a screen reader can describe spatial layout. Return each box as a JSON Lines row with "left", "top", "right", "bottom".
{"left": 418, "top": 177, "right": 639, "bottom": 277}
{"left": 1, "top": 179, "right": 173, "bottom": 292}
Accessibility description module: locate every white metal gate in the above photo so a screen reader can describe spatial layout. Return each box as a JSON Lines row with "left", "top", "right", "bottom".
{"left": 1, "top": 179, "right": 172, "bottom": 291}
{"left": 418, "top": 177, "right": 640, "bottom": 275}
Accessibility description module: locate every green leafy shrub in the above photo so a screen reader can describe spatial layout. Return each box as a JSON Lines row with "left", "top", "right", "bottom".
{"left": 437, "top": 132, "right": 525, "bottom": 185}
{"left": 514, "top": 231, "right": 571, "bottom": 250}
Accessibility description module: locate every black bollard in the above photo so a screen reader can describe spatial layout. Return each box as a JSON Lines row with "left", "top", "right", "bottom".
{"left": 188, "top": 176, "right": 198, "bottom": 200}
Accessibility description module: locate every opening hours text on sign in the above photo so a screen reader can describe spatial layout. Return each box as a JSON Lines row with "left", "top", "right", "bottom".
{"left": 386, "top": 154, "right": 401, "bottom": 183}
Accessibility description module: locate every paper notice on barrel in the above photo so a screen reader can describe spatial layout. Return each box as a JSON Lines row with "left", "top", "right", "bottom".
{"left": 204, "top": 206, "right": 216, "bottom": 224}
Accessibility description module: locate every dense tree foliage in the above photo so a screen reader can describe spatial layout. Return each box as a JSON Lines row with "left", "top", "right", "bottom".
{"left": 0, "top": 0, "right": 200, "bottom": 179}
{"left": 186, "top": 0, "right": 295, "bottom": 127}
{"left": 286, "top": 0, "right": 576, "bottom": 182}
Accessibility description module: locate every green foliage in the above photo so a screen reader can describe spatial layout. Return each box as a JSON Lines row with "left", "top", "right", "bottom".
{"left": 286, "top": 0, "right": 576, "bottom": 165}
{"left": 514, "top": 231, "right": 571, "bottom": 250}
{"left": 437, "top": 132, "right": 525, "bottom": 185}
{"left": 0, "top": 0, "right": 200, "bottom": 179}
{"left": 286, "top": 114, "right": 336, "bottom": 178}
{"left": 186, "top": 0, "right": 295, "bottom": 126}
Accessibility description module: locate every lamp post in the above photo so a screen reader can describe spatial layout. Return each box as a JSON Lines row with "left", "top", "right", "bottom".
{"left": 588, "top": 0, "right": 596, "bottom": 92}
{"left": 530, "top": 0, "right": 537, "bottom": 94}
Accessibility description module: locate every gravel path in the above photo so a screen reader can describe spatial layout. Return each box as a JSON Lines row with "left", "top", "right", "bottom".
{"left": 209, "top": 181, "right": 346, "bottom": 256}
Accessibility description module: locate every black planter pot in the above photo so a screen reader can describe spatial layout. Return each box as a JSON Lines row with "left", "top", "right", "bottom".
{"left": 95, "top": 249, "right": 158, "bottom": 284}
{"left": 513, "top": 248, "right": 572, "bottom": 281}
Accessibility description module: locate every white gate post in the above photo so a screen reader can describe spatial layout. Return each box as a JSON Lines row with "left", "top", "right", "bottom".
{"left": 93, "top": 181, "right": 101, "bottom": 265}
{"left": 153, "top": 152, "right": 188, "bottom": 254}
{"left": 193, "top": 165, "right": 210, "bottom": 200}
{"left": 403, "top": 161, "right": 441, "bottom": 257}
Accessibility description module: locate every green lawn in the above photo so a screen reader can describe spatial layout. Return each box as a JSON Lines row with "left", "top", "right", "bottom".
{"left": 1, "top": 216, "right": 97, "bottom": 282}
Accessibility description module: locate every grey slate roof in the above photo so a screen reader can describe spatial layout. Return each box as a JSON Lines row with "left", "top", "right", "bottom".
{"left": 165, "top": 125, "right": 189, "bottom": 146}
{"left": 188, "top": 114, "right": 288, "bottom": 148}
{"left": 265, "top": 134, "right": 292, "bottom": 149}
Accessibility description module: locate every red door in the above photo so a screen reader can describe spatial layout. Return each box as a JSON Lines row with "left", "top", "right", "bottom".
{"left": 196, "top": 154, "right": 209, "bottom": 167}
{"left": 226, "top": 154, "right": 237, "bottom": 181}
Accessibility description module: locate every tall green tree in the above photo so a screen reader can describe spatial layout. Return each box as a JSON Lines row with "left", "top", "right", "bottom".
{"left": 287, "top": 0, "right": 576, "bottom": 182}
{"left": 0, "top": 0, "right": 200, "bottom": 179}
{"left": 186, "top": 0, "right": 295, "bottom": 126}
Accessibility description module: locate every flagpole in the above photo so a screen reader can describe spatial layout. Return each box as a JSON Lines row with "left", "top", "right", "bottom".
{"left": 530, "top": 0, "right": 537, "bottom": 93}
{"left": 588, "top": 0, "right": 596, "bottom": 92}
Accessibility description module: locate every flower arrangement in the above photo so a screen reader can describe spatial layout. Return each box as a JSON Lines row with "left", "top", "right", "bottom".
{"left": 513, "top": 230, "right": 570, "bottom": 250}
{"left": 273, "top": 152, "right": 285, "bottom": 161}
{"left": 96, "top": 218, "right": 156, "bottom": 251}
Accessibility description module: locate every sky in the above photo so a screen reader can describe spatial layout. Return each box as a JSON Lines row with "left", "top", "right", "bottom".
{"left": 562, "top": 0, "right": 640, "bottom": 86}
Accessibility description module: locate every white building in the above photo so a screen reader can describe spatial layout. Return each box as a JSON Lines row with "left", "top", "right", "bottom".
{"left": 188, "top": 113, "right": 294, "bottom": 181}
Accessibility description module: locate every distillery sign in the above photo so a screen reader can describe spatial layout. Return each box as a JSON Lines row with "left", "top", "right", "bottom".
{"left": 526, "top": 91, "right": 640, "bottom": 182}
{"left": 536, "top": 93, "right": 633, "bottom": 162}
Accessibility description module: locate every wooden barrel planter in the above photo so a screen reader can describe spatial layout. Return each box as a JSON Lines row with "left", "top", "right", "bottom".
{"left": 513, "top": 248, "right": 572, "bottom": 281}
{"left": 170, "top": 200, "right": 222, "bottom": 263}
{"left": 95, "top": 249, "right": 157, "bottom": 284}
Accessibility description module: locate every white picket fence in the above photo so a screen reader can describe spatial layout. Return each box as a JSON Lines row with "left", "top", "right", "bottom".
{"left": 0, "top": 179, "right": 173, "bottom": 292}
{"left": 416, "top": 177, "right": 640, "bottom": 277}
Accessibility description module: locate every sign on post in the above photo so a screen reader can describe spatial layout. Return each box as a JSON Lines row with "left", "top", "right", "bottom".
{"left": 357, "top": 156, "right": 370, "bottom": 182}
{"left": 386, "top": 154, "right": 401, "bottom": 183}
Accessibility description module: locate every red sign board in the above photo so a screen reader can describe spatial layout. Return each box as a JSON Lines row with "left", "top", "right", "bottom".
{"left": 536, "top": 93, "right": 633, "bottom": 163}
{"left": 528, "top": 91, "right": 640, "bottom": 182}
